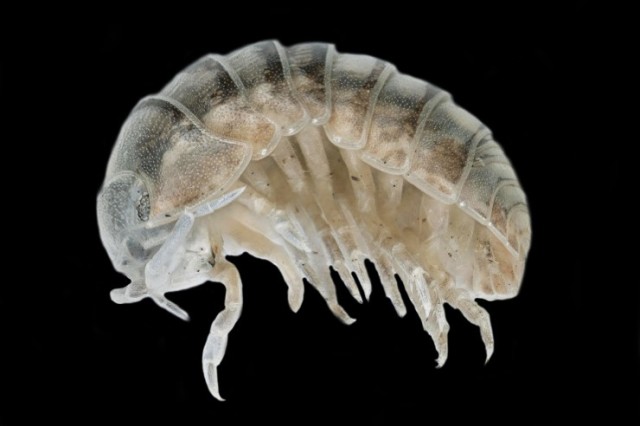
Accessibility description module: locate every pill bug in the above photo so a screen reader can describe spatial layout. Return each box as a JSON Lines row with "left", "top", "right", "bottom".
{"left": 97, "top": 40, "right": 531, "bottom": 400}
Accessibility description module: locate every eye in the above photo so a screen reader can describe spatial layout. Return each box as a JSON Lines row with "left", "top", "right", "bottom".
{"left": 136, "top": 192, "right": 150, "bottom": 221}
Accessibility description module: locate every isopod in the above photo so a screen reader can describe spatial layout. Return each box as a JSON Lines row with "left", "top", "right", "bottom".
{"left": 97, "top": 40, "right": 531, "bottom": 400}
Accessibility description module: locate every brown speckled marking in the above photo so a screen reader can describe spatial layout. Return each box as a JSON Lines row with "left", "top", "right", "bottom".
{"left": 425, "top": 136, "right": 468, "bottom": 192}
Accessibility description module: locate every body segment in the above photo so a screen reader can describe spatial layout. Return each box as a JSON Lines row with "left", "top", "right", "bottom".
{"left": 98, "top": 40, "right": 531, "bottom": 400}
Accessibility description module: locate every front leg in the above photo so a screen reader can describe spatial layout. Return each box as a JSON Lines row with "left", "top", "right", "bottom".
{"left": 111, "top": 187, "right": 246, "bottom": 320}
{"left": 202, "top": 256, "right": 243, "bottom": 401}
{"left": 111, "top": 212, "right": 197, "bottom": 320}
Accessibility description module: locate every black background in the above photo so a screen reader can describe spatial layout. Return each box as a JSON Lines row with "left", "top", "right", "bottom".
{"left": 3, "top": 4, "right": 636, "bottom": 424}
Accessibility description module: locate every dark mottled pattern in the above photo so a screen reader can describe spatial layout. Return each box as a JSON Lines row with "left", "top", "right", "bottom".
{"left": 108, "top": 97, "right": 248, "bottom": 216}
{"left": 161, "top": 56, "right": 240, "bottom": 119}
{"left": 406, "top": 100, "right": 482, "bottom": 200}
{"left": 111, "top": 98, "right": 184, "bottom": 184}
{"left": 225, "top": 40, "right": 306, "bottom": 132}
{"left": 287, "top": 43, "right": 331, "bottom": 120}
{"left": 459, "top": 137, "right": 518, "bottom": 222}
{"left": 361, "top": 72, "right": 435, "bottom": 172}
{"left": 325, "top": 54, "right": 390, "bottom": 148}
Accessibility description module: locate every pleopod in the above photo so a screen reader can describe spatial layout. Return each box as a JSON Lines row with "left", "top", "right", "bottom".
{"left": 97, "top": 40, "right": 531, "bottom": 400}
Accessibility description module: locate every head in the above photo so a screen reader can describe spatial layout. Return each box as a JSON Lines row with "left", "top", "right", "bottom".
{"left": 97, "top": 95, "right": 251, "bottom": 321}
{"left": 97, "top": 172, "right": 173, "bottom": 304}
{"left": 97, "top": 170, "right": 246, "bottom": 321}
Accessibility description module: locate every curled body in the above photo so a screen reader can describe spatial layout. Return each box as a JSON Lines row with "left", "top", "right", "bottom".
{"left": 97, "top": 40, "right": 531, "bottom": 400}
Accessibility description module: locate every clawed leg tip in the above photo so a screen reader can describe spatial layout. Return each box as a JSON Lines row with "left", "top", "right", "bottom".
{"left": 361, "top": 282, "right": 372, "bottom": 302}
{"left": 288, "top": 298, "right": 303, "bottom": 314}
{"left": 434, "top": 352, "right": 448, "bottom": 368}
{"left": 288, "top": 289, "right": 304, "bottom": 313}
{"left": 484, "top": 349, "right": 494, "bottom": 365}
{"left": 206, "top": 379, "right": 225, "bottom": 401}
{"left": 329, "top": 304, "right": 356, "bottom": 325}
{"left": 336, "top": 312, "right": 356, "bottom": 325}
{"left": 211, "top": 391, "right": 226, "bottom": 402}
{"left": 204, "top": 363, "right": 226, "bottom": 401}
{"left": 207, "top": 383, "right": 225, "bottom": 401}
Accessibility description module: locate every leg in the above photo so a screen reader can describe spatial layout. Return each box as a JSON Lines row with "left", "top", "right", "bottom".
{"left": 240, "top": 218, "right": 354, "bottom": 324}
{"left": 319, "top": 228, "right": 363, "bottom": 304}
{"left": 146, "top": 185, "right": 245, "bottom": 278}
{"left": 115, "top": 188, "right": 247, "bottom": 319}
{"left": 374, "top": 250, "right": 407, "bottom": 317}
{"left": 202, "top": 257, "right": 243, "bottom": 401}
{"left": 401, "top": 271, "right": 450, "bottom": 367}
{"left": 111, "top": 212, "right": 197, "bottom": 320}
{"left": 384, "top": 237, "right": 451, "bottom": 365}
{"left": 294, "top": 129, "right": 373, "bottom": 299}
{"left": 390, "top": 242, "right": 432, "bottom": 318}
{"left": 219, "top": 204, "right": 355, "bottom": 324}
{"left": 445, "top": 288, "right": 495, "bottom": 363}
{"left": 223, "top": 213, "right": 307, "bottom": 313}
{"left": 298, "top": 253, "right": 355, "bottom": 325}
{"left": 422, "top": 290, "right": 450, "bottom": 367}
{"left": 245, "top": 230, "right": 355, "bottom": 324}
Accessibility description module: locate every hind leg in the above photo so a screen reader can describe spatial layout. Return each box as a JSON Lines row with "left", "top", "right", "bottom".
{"left": 202, "top": 255, "right": 243, "bottom": 401}
{"left": 443, "top": 287, "right": 495, "bottom": 363}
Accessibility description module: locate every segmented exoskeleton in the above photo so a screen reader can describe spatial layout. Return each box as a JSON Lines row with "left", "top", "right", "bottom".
{"left": 97, "top": 40, "right": 531, "bottom": 400}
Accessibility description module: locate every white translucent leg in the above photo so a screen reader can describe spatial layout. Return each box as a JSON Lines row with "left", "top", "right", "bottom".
{"left": 297, "top": 249, "right": 355, "bottom": 325}
{"left": 374, "top": 250, "right": 407, "bottom": 317}
{"left": 376, "top": 234, "right": 451, "bottom": 365}
{"left": 422, "top": 289, "right": 450, "bottom": 367}
{"left": 295, "top": 128, "right": 373, "bottom": 299}
{"left": 202, "top": 258, "right": 243, "bottom": 401}
{"left": 256, "top": 244, "right": 306, "bottom": 313}
{"left": 400, "top": 271, "right": 450, "bottom": 366}
{"left": 145, "top": 212, "right": 195, "bottom": 286}
{"left": 214, "top": 203, "right": 351, "bottom": 325}
{"left": 273, "top": 207, "right": 313, "bottom": 252}
{"left": 224, "top": 217, "right": 307, "bottom": 313}
{"left": 353, "top": 216, "right": 406, "bottom": 315}
{"left": 447, "top": 289, "right": 495, "bottom": 363}
{"left": 271, "top": 203, "right": 356, "bottom": 324}
{"left": 340, "top": 146, "right": 378, "bottom": 214}
{"left": 270, "top": 137, "right": 310, "bottom": 194}
{"left": 390, "top": 243, "right": 432, "bottom": 318}
{"left": 335, "top": 200, "right": 373, "bottom": 299}
{"left": 235, "top": 185, "right": 312, "bottom": 253}
{"left": 332, "top": 226, "right": 371, "bottom": 300}
{"left": 319, "top": 228, "right": 363, "bottom": 304}
{"left": 110, "top": 212, "right": 197, "bottom": 320}
{"left": 376, "top": 173, "right": 404, "bottom": 213}
{"left": 133, "top": 189, "right": 246, "bottom": 320}
{"left": 348, "top": 213, "right": 407, "bottom": 316}
{"left": 129, "top": 189, "right": 239, "bottom": 294}
{"left": 334, "top": 261, "right": 363, "bottom": 303}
